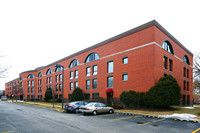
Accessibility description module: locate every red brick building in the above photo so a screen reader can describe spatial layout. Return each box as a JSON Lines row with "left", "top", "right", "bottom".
{"left": 5, "top": 78, "right": 23, "bottom": 100}
{"left": 5, "top": 20, "right": 193, "bottom": 105}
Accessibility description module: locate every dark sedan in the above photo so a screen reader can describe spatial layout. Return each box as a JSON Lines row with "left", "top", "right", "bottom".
{"left": 64, "top": 101, "right": 88, "bottom": 113}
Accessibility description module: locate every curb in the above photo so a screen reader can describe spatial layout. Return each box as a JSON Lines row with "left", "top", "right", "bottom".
{"left": 173, "top": 118, "right": 199, "bottom": 123}
{"left": 116, "top": 112, "right": 199, "bottom": 123}
{"left": 55, "top": 109, "right": 64, "bottom": 112}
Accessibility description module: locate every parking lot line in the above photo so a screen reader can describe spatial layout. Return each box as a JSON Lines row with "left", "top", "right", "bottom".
{"left": 192, "top": 128, "right": 200, "bottom": 133}
{"left": 110, "top": 115, "right": 141, "bottom": 121}
{"left": 138, "top": 118, "right": 166, "bottom": 126}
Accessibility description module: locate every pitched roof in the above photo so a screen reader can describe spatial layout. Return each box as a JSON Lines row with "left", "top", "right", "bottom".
{"left": 20, "top": 20, "right": 193, "bottom": 74}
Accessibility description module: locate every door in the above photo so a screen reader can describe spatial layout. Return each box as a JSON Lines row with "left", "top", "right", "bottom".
{"left": 94, "top": 103, "right": 102, "bottom": 113}
{"left": 107, "top": 93, "right": 113, "bottom": 105}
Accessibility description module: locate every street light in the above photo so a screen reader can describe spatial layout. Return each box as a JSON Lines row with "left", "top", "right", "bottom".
{"left": 55, "top": 64, "right": 64, "bottom": 109}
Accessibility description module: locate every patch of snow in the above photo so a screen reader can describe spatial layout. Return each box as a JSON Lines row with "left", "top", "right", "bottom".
{"left": 159, "top": 113, "right": 199, "bottom": 122}
{"left": 182, "top": 107, "right": 195, "bottom": 109}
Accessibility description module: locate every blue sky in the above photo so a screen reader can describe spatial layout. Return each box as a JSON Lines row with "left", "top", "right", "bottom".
{"left": 0, "top": 0, "right": 200, "bottom": 90}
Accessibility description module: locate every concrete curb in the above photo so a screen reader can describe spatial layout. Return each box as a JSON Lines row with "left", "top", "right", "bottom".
{"left": 116, "top": 112, "right": 199, "bottom": 123}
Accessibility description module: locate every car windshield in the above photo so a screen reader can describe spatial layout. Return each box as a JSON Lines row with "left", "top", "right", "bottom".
{"left": 86, "top": 103, "right": 95, "bottom": 107}
{"left": 1, "top": 96, "right": 6, "bottom": 98}
{"left": 70, "top": 102, "right": 78, "bottom": 105}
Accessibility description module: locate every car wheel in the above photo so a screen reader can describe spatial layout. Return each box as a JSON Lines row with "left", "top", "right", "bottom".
{"left": 93, "top": 110, "right": 97, "bottom": 115}
{"left": 109, "top": 109, "right": 114, "bottom": 114}
{"left": 74, "top": 109, "right": 79, "bottom": 113}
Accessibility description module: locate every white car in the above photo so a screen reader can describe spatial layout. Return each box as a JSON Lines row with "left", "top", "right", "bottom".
{"left": 1, "top": 96, "right": 7, "bottom": 101}
{"left": 79, "top": 102, "right": 114, "bottom": 115}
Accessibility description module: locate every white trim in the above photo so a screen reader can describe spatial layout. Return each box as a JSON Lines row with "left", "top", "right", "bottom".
{"left": 20, "top": 41, "right": 192, "bottom": 81}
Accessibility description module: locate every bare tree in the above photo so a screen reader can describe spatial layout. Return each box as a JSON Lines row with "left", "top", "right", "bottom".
{"left": 0, "top": 65, "right": 8, "bottom": 78}
{"left": 193, "top": 79, "right": 200, "bottom": 95}
{"left": 0, "top": 53, "right": 9, "bottom": 78}
{"left": 193, "top": 53, "right": 200, "bottom": 78}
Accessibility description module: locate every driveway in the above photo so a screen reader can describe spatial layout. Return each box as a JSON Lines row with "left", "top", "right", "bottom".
{"left": 0, "top": 101, "right": 200, "bottom": 133}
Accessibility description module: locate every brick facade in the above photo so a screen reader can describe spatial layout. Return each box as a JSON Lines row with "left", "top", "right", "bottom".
{"left": 5, "top": 20, "right": 193, "bottom": 105}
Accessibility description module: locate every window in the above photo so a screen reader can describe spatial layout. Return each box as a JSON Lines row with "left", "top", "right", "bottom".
{"left": 38, "top": 72, "right": 43, "bottom": 77}
{"left": 95, "top": 103, "right": 101, "bottom": 107}
{"left": 59, "top": 94, "right": 62, "bottom": 99}
{"left": 20, "top": 76, "right": 23, "bottom": 80}
{"left": 86, "top": 67, "right": 91, "bottom": 77}
{"left": 123, "top": 57, "right": 128, "bottom": 64}
{"left": 59, "top": 84, "right": 62, "bottom": 91}
{"left": 38, "top": 87, "right": 42, "bottom": 93}
{"left": 75, "top": 70, "right": 78, "bottom": 79}
{"left": 100, "top": 103, "right": 106, "bottom": 107}
{"left": 27, "top": 74, "right": 35, "bottom": 79}
{"left": 183, "top": 55, "right": 190, "bottom": 65}
{"left": 164, "top": 56, "right": 168, "bottom": 69}
{"left": 86, "top": 79, "right": 90, "bottom": 89}
{"left": 56, "top": 75, "right": 58, "bottom": 82}
{"left": 70, "top": 82, "right": 73, "bottom": 91}
{"left": 187, "top": 82, "right": 189, "bottom": 91}
{"left": 31, "top": 81, "right": 34, "bottom": 86}
{"left": 169, "top": 59, "right": 173, "bottom": 71}
{"left": 93, "top": 65, "right": 97, "bottom": 75}
{"left": 122, "top": 73, "right": 128, "bottom": 81}
{"left": 75, "top": 81, "right": 78, "bottom": 88}
{"left": 92, "top": 93, "right": 99, "bottom": 99}
{"left": 50, "top": 77, "right": 52, "bottom": 83}
{"left": 31, "top": 87, "right": 34, "bottom": 93}
{"left": 55, "top": 67, "right": 63, "bottom": 72}
{"left": 183, "top": 67, "right": 186, "bottom": 77}
{"left": 84, "top": 93, "right": 90, "bottom": 100}
{"left": 28, "top": 88, "right": 30, "bottom": 93}
{"left": 70, "top": 71, "right": 73, "bottom": 79}
{"left": 107, "top": 76, "right": 113, "bottom": 88}
{"left": 46, "top": 68, "right": 52, "bottom": 75}
{"left": 85, "top": 52, "right": 100, "bottom": 63}
{"left": 59, "top": 74, "right": 62, "bottom": 82}
{"left": 187, "top": 69, "right": 189, "bottom": 78}
{"left": 69, "top": 59, "right": 80, "bottom": 68}
{"left": 187, "top": 95, "right": 190, "bottom": 105}
{"left": 162, "top": 41, "right": 174, "bottom": 54}
{"left": 56, "top": 84, "right": 58, "bottom": 91}
{"left": 28, "top": 81, "right": 30, "bottom": 86}
{"left": 183, "top": 80, "right": 186, "bottom": 90}
{"left": 47, "top": 77, "right": 49, "bottom": 84}
{"left": 108, "top": 61, "right": 113, "bottom": 73}
{"left": 92, "top": 78, "right": 97, "bottom": 89}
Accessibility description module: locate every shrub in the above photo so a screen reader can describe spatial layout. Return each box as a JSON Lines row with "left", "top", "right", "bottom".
{"left": 120, "top": 90, "right": 136, "bottom": 107}
{"left": 146, "top": 75, "right": 181, "bottom": 108}
{"left": 44, "top": 87, "right": 52, "bottom": 102}
{"left": 71, "top": 87, "right": 84, "bottom": 102}
{"left": 133, "top": 92, "right": 147, "bottom": 107}
{"left": 110, "top": 105, "right": 124, "bottom": 109}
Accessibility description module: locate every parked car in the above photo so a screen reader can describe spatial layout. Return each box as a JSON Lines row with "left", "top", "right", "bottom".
{"left": 79, "top": 102, "right": 114, "bottom": 115}
{"left": 1, "top": 96, "right": 7, "bottom": 101}
{"left": 64, "top": 101, "right": 88, "bottom": 113}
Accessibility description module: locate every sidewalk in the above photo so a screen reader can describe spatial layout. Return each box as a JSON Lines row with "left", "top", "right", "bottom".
{"left": 8, "top": 100, "right": 62, "bottom": 108}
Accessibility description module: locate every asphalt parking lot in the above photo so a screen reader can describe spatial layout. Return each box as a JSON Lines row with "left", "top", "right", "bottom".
{"left": 0, "top": 101, "right": 200, "bottom": 133}
{"left": 79, "top": 113, "right": 200, "bottom": 133}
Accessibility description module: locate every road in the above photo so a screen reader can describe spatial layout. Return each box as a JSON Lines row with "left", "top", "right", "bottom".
{"left": 0, "top": 101, "right": 200, "bottom": 133}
